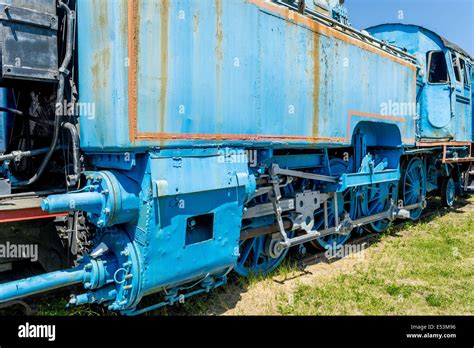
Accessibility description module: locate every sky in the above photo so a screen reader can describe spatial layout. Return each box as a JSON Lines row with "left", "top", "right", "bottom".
{"left": 345, "top": 0, "right": 474, "bottom": 56}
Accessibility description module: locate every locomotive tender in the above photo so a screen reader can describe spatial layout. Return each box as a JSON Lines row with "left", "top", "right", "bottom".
{"left": 0, "top": 0, "right": 472, "bottom": 314}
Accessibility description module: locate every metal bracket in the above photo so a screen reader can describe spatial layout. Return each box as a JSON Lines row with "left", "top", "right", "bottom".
{"left": 270, "top": 164, "right": 338, "bottom": 183}
{"left": 274, "top": 198, "right": 427, "bottom": 250}
{"left": 0, "top": 4, "right": 58, "bottom": 29}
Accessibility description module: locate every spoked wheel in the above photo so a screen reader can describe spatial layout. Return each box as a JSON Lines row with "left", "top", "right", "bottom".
{"left": 401, "top": 158, "right": 426, "bottom": 221}
{"left": 441, "top": 177, "right": 456, "bottom": 207}
{"left": 362, "top": 182, "right": 398, "bottom": 233}
{"left": 309, "top": 158, "right": 357, "bottom": 250}
{"left": 235, "top": 184, "right": 295, "bottom": 277}
{"left": 310, "top": 189, "right": 355, "bottom": 250}
{"left": 234, "top": 232, "right": 293, "bottom": 277}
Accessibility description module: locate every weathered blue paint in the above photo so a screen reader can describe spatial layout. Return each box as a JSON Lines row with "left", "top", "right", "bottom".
{"left": 368, "top": 24, "right": 473, "bottom": 142}
{"left": 77, "top": 0, "right": 416, "bottom": 151}
{"left": 34, "top": 150, "right": 252, "bottom": 312}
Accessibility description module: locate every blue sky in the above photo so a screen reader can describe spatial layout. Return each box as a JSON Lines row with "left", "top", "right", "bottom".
{"left": 345, "top": 0, "right": 474, "bottom": 56}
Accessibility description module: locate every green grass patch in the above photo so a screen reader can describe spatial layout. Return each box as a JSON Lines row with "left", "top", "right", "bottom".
{"left": 276, "top": 200, "right": 474, "bottom": 315}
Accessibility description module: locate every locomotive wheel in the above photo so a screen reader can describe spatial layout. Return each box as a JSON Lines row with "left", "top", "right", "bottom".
{"left": 401, "top": 158, "right": 426, "bottom": 221}
{"left": 234, "top": 233, "right": 292, "bottom": 277}
{"left": 309, "top": 158, "right": 358, "bottom": 250}
{"left": 310, "top": 190, "right": 353, "bottom": 250}
{"left": 363, "top": 182, "right": 398, "bottom": 233}
{"left": 440, "top": 177, "right": 456, "bottom": 207}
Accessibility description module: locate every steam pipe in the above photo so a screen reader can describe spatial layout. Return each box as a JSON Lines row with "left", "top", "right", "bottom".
{"left": 42, "top": 191, "right": 103, "bottom": 213}
{"left": 17, "top": 1, "right": 75, "bottom": 187}
{"left": 0, "top": 107, "right": 54, "bottom": 126}
{"left": 0, "top": 268, "right": 85, "bottom": 303}
{"left": 0, "top": 146, "right": 64, "bottom": 162}
{"left": 0, "top": 237, "right": 131, "bottom": 310}
{"left": 62, "top": 122, "right": 81, "bottom": 185}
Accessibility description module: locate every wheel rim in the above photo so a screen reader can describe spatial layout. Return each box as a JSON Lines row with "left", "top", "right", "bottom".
{"left": 403, "top": 158, "right": 426, "bottom": 220}
{"left": 234, "top": 233, "right": 292, "bottom": 277}
{"left": 235, "top": 185, "right": 294, "bottom": 277}
{"left": 445, "top": 178, "right": 456, "bottom": 207}
{"left": 311, "top": 190, "right": 354, "bottom": 250}
{"left": 310, "top": 159, "right": 356, "bottom": 249}
{"left": 363, "top": 182, "right": 398, "bottom": 233}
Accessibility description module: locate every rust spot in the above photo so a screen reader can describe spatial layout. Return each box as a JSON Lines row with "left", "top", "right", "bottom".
{"left": 215, "top": 0, "right": 223, "bottom": 132}
{"left": 193, "top": 13, "right": 199, "bottom": 33}
{"left": 93, "top": 0, "right": 108, "bottom": 30}
{"left": 215, "top": 0, "right": 223, "bottom": 66}
{"left": 159, "top": 0, "right": 169, "bottom": 133}
{"left": 312, "top": 32, "right": 320, "bottom": 139}
{"left": 91, "top": 47, "right": 111, "bottom": 91}
{"left": 91, "top": 0, "right": 111, "bottom": 91}
{"left": 128, "top": 0, "right": 140, "bottom": 142}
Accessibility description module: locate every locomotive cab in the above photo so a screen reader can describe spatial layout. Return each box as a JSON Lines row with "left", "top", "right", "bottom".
{"left": 367, "top": 24, "right": 473, "bottom": 143}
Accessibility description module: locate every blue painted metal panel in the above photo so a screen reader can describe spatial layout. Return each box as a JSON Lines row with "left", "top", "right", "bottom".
{"left": 34, "top": 150, "right": 252, "bottom": 312}
{"left": 368, "top": 24, "right": 473, "bottom": 142}
{"left": 77, "top": 0, "right": 416, "bottom": 152}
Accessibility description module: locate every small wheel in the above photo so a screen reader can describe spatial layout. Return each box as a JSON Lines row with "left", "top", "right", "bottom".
{"left": 441, "top": 177, "right": 456, "bottom": 207}
{"left": 401, "top": 158, "right": 426, "bottom": 221}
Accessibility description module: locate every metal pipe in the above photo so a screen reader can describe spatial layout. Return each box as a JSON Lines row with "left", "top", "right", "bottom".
{"left": 0, "top": 148, "right": 50, "bottom": 162}
{"left": 0, "top": 146, "right": 65, "bottom": 162}
{"left": 62, "top": 122, "right": 80, "bottom": 185}
{"left": 0, "top": 107, "right": 54, "bottom": 126}
{"left": 240, "top": 220, "right": 293, "bottom": 240}
{"left": 0, "top": 107, "right": 23, "bottom": 116}
{"left": 0, "top": 267, "right": 85, "bottom": 304}
{"left": 42, "top": 191, "right": 103, "bottom": 213}
{"left": 17, "top": 1, "right": 75, "bottom": 187}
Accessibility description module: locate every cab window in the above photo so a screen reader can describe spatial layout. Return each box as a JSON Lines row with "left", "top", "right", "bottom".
{"left": 452, "top": 54, "right": 462, "bottom": 83}
{"left": 459, "top": 58, "right": 470, "bottom": 88}
{"left": 427, "top": 51, "right": 449, "bottom": 84}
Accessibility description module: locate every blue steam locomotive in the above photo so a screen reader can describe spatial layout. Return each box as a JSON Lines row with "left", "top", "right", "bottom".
{"left": 0, "top": 0, "right": 472, "bottom": 315}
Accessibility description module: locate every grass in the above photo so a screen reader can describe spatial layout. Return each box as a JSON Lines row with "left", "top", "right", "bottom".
{"left": 276, "top": 199, "right": 474, "bottom": 315}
